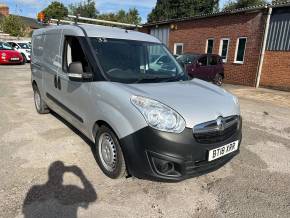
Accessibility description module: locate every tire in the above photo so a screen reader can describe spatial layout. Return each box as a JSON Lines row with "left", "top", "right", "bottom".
{"left": 21, "top": 54, "right": 26, "bottom": 65}
{"left": 33, "top": 85, "right": 50, "bottom": 114}
{"left": 95, "top": 125, "right": 126, "bottom": 179}
{"left": 214, "top": 73, "right": 223, "bottom": 86}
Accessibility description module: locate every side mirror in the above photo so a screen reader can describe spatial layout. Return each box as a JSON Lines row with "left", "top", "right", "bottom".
{"left": 68, "top": 62, "right": 92, "bottom": 81}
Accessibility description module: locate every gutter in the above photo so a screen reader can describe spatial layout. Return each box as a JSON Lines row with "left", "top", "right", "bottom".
{"left": 256, "top": 6, "right": 272, "bottom": 88}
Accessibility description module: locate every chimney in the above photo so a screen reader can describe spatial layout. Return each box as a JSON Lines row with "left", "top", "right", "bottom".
{"left": 0, "top": 4, "right": 9, "bottom": 16}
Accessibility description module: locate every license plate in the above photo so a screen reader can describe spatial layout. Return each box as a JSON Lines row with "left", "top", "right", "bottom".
{"left": 10, "top": 58, "right": 19, "bottom": 61}
{"left": 208, "top": 140, "right": 239, "bottom": 162}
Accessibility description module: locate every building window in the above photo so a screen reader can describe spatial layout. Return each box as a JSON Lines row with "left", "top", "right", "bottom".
{"left": 174, "top": 43, "right": 183, "bottom": 55}
{"left": 235, "top": 37, "right": 247, "bottom": 64}
{"left": 219, "top": 38, "right": 230, "bottom": 62}
{"left": 206, "top": 39, "right": 214, "bottom": 54}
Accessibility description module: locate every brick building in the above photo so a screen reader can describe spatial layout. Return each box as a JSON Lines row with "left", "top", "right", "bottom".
{"left": 142, "top": 3, "right": 290, "bottom": 91}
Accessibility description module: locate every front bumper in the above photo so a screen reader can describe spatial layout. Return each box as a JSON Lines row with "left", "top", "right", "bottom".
{"left": 120, "top": 119, "right": 242, "bottom": 182}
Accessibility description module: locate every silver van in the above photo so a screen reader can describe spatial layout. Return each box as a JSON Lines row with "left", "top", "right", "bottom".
{"left": 31, "top": 24, "right": 242, "bottom": 182}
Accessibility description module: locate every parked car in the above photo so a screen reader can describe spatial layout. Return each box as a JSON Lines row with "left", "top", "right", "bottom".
{"left": 0, "top": 42, "right": 24, "bottom": 65}
{"left": 31, "top": 25, "right": 242, "bottom": 182}
{"left": 7, "top": 41, "right": 31, "bottom": 63}
{"left": 177, "top": 53, "right": 224, "bottom": 86}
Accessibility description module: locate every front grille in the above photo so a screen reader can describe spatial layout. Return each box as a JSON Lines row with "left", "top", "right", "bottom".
{"left": 193, "top": 116, "right": 240, "bottom": 144}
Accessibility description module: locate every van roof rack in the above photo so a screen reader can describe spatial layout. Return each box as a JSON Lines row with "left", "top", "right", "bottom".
{"left": 50, "top": 14, "right": 142, "bottom": 29}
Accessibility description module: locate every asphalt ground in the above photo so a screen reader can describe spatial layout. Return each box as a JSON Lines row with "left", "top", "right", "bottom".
{"left": 0, "top": 64, "right": 289, "bottom": 218}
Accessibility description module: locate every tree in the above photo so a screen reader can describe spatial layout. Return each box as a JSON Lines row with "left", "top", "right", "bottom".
{"left": 272, "top": 0, "right": 287, "bottom": 4}
{"left": 147, "top": 0, "right": 219, "bottom": 23}
{"left": 0, "top": 15, "right": 27, "bottom": 37}
{"left": 223, "top": 0, "right": 268, "bottom": 11}
{"left": 69, "top": 0, "right": 98, "bottom": 18}
{"left": 95, "top": 8, "right": 142, "bottom": 25}
{"left": 43, "top": 1, "right": 68, "bottom": 20}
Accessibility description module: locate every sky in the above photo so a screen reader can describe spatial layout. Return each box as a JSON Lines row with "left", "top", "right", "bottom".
{"left": 2, "top": 0, "right": 228, "bottom": 23}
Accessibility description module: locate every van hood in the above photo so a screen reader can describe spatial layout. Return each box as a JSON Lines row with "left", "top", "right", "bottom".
{"left": 120, "top": 79, "right": 240, "bottom": 128}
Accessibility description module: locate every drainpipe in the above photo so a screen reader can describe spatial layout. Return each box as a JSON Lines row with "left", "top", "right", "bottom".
{"left": 256, "top": 6, "right": 272, "bottom": 88}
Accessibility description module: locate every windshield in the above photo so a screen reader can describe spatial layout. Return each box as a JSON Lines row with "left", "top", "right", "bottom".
{"left": 90, "top": 38, "right": 187, "bottom": 83}
{"left": 0, "top": 42, "right": 13, "bottom": 50}
{"left": 18, "top": 43, "right": 31, "bottom": 49}
{"left": 177, "top": 54, "right": 198, "bottom": 64}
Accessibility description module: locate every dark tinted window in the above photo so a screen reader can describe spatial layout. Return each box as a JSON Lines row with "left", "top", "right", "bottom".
{"left": 209, "top": 55, "right": 218, "bottom": 65}
{"left": 175, "top": 44, "right": 183, "bottom": 55}
{"left": 236, "top": 38, "right": 247, "bottom": 62}
{"left": 220, "top": 39, "right": 229, "bottom": 61}
{"left": 198, "top": 56, "right": 207, "bottom": 66}
{"left": 207, "top": 39, "right": 214, "bottom": 54}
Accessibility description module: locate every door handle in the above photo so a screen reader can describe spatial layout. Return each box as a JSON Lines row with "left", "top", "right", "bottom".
{"left": 57, "top": 77, "right": 61, "bottom": 90}
{"left": 54, "top": 75, "right": 58, "bottom": 89}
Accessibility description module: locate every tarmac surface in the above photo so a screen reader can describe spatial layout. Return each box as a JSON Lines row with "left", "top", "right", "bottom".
{"left": 0, "top": 65, "right": 289, "bottom": 218}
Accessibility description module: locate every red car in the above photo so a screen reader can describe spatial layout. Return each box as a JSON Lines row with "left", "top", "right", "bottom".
{"left": 177, "top": 53, "right": 224, "bottom": 86}
{"left": 0, "top": 42, "right": 24, "bottom": 65}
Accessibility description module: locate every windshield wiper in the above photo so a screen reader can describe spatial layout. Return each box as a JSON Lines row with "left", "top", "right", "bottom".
{"left": 134, "top": 74, "right": 174, "bottom": 83}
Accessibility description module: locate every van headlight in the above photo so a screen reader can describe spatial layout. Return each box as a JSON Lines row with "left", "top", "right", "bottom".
{"left": 131, "top": 96, "right": 186, "bottom": 133}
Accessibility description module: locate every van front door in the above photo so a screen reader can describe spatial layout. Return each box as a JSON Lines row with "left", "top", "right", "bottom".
{"left": 57, "top": 36, "right": 92, "bottom": 134}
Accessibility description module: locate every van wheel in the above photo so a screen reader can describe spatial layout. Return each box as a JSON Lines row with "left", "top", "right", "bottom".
{"left": 95, "top": 126, "right": 126, "bottom": 179}
{"left": 21, "top": 54, "right": 26, "bottom": 65}
{"left": 33, "top": 85, "right": 50, "bottom": 114}
{"left": 214, "top": 74, "right": 223, "bottom": 86}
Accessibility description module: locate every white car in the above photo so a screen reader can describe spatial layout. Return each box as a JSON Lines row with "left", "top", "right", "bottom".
{"left": 7, "top": 41, "right": 31, "bottom": 63}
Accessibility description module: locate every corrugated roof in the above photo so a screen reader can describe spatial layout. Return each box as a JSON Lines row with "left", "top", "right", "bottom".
{"left": 143, "top": 1, "right": 290, "bottom": 27}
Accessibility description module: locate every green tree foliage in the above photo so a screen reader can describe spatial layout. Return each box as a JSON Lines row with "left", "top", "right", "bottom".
{"left": 223, "top": 0, "right": 268, "bottom": 11}
{"left": 272, "top": 0, "right": 287, "bottom": 4}
{"left": 148, "top": 0, "right": 219, "bottom": 23}
{"left": 0, "top": 15, "right": 27, "bottom": 37}
{"left": 97, "top": 8, "right": 142, "bottom": 25}
{"left": 43, "top": 1, "right": 68, "bottom": 20}
{"left": 68, "top": 0, "right": 141, "bottom": 25}
{"left": 69, "top": 0, "right": 98, "bottom": 18}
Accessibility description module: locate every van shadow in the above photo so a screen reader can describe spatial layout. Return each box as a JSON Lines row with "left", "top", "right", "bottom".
{"left": 22, "top": 161, "right": 97, "bottom": 218}
{"left": 49, "top": 111, "right": 102, "bottom": 169}
{"left": 51, "top": 111, "right": 95, "bottom": 148}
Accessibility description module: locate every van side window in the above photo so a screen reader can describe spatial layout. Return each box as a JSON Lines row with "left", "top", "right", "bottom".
{"left": 63, "top": 36, "right": 90, "bottom": 73}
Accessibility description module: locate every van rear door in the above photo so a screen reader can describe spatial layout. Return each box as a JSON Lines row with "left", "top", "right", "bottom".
{"left": 42, "top": 29, "right": 64, "bottom": 115}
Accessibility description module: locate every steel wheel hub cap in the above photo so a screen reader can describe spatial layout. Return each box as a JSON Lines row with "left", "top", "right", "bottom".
{"left": 34, "top": 91, "right": 41, "bottom": 110}
{"left": 98, "top": 133, "right": 117, "bottom": 172}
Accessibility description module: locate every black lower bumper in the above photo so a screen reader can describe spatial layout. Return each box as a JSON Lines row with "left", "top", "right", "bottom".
{"left": 120, "top": 119, "right": 242, "bottom": 182}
